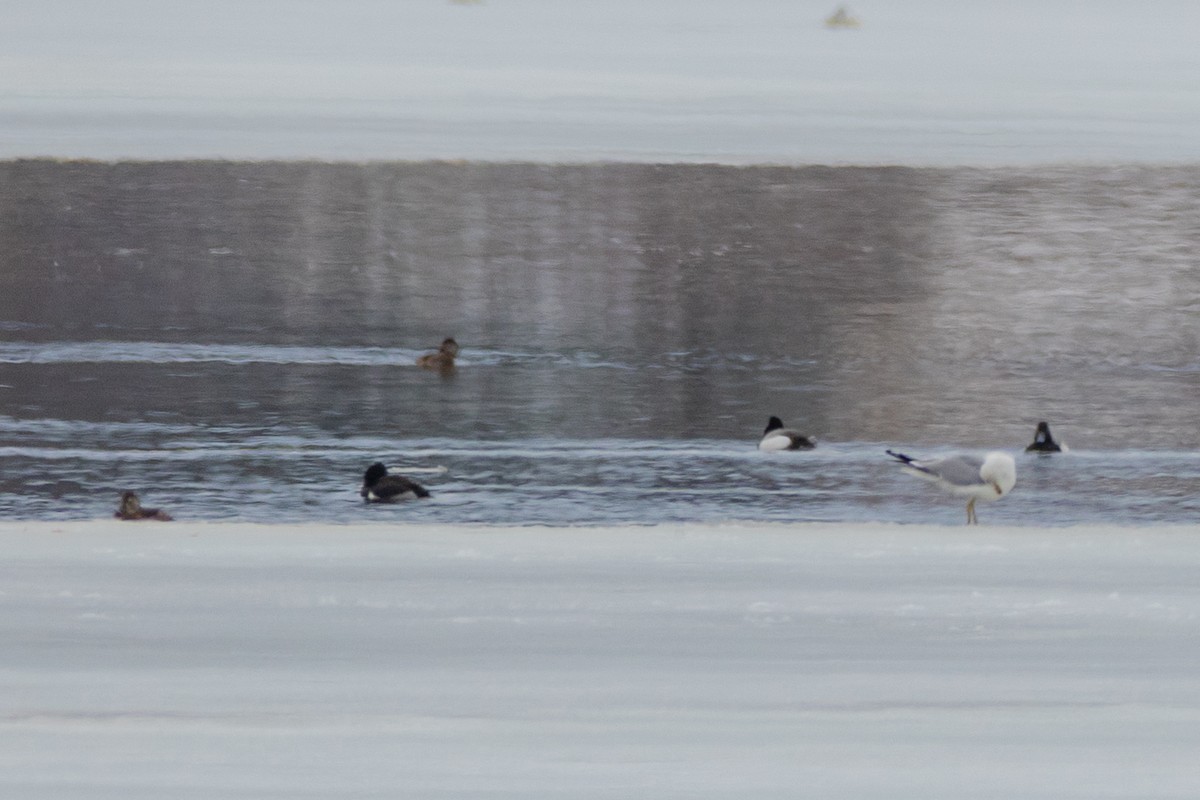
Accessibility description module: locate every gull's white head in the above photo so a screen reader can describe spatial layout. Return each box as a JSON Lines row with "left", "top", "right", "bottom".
{"left": 980, "top": 451, "right": 1017, "bottom": 498}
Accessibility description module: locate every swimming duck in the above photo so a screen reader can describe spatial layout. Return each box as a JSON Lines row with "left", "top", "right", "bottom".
{"left": 416, "top": 337, "right": 459, "bottom": 371}
{"left": 114, "top": 490, "right": 173, "bottom": 521}
{"left": 360, "top": 462, "right": 432, "bottom": 502}
{"left": 758, "top": 416, "right": 816, "bottom": 450}
{"left": 1025, "top": 421, "right": 1065, "bottom": 453}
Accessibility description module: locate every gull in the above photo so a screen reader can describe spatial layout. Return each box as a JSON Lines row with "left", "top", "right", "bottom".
{"left": 886, "top": 449, "right": 1016, "bottom": 524}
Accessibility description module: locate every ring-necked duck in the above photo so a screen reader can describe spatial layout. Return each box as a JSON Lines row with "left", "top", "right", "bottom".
{"left": 361, "top": 462, "right": 432, "bottom": 502}
{"left": 1025, "top": 421, "right": 1065, "bottom": 453}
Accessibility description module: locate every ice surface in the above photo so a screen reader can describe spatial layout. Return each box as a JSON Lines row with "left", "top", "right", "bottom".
{"left": 2, "top": 520, "right": 1198, "bottom": 798}
{"left": 3, "top": 1, "right": 1200, "bottom": 162}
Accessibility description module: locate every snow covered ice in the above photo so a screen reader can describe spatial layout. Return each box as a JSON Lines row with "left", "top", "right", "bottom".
{"left": 2, "top": 520, "right": 1199, "bottom": 798}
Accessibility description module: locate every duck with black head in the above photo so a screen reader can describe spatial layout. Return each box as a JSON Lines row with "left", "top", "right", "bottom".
{"left": 417, "top": 337, "right": 459, "bottom": 372}
{"left": 114, "top": 490, "right": 173, "bottom": 521}
{"left": 758, "top": 416, "right": 816, "bottom": 451}
{"left": 360, "top": 462, "right": 432, "bottom": 502}
{"left": 1025, "top": 421, "right": 1065, "bottom": 453}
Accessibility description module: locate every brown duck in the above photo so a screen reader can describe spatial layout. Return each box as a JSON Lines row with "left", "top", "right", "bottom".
{"left": 417, "top": 337, "right": 459, "bottom": 372}
{"left": 114, "top": 491, "right": 173, "bottom": 521}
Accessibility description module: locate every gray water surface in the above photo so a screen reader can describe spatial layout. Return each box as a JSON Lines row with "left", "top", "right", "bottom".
{"left": 1, "top": 161, "right": 1197, "bottom": 524}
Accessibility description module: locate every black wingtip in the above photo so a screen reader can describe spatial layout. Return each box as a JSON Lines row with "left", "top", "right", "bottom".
{"left": 885, "top": 449, "right": 914, "bottom": 464}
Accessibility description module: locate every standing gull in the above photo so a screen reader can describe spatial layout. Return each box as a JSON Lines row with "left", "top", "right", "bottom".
{"left": 886, "top": 449, "right": 1016, "bottom": 524}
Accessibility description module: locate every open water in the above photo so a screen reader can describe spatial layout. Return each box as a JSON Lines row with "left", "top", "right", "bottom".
{"left": 2, "top": 2, "right": 1199, "bottom": 525}
{"left": 1, "top": 161, "right": 1197, "bottom": 525}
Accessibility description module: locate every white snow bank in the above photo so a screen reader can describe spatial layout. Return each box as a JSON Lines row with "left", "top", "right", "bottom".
{"left": 2, "top": 521, "right": 1198, "bottom": 799}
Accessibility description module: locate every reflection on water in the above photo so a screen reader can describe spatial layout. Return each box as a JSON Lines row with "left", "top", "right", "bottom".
{"left": 0, "top": 161, "right": 1197, "bottom": 524}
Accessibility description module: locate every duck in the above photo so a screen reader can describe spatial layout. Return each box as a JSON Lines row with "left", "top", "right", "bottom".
{"left": 360, "top": 462, "right": 432, "bottom": 502}
{"left": 114, "top": 490, "right": 173, "bottom": 521}
{"left": 1025, "top": 421, "right": 1065, "bottom": 453}
{"left": 416, "top": 337, "right": 459, "bottom": 371}
{"left": 758, "top": 416, "right": 816, "bottom": 450}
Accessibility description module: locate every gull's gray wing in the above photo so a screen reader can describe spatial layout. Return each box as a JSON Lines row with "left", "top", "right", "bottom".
{"left": 919, "top": 455, "right": 985, "bottom": 487}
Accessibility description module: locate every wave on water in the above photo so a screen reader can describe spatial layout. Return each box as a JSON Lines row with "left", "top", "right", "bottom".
{"left": 0, "top": 342, "right": 431, "bottom": 367}
{"left": 0, "top": 341, "right": 823, "bottom": 372}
